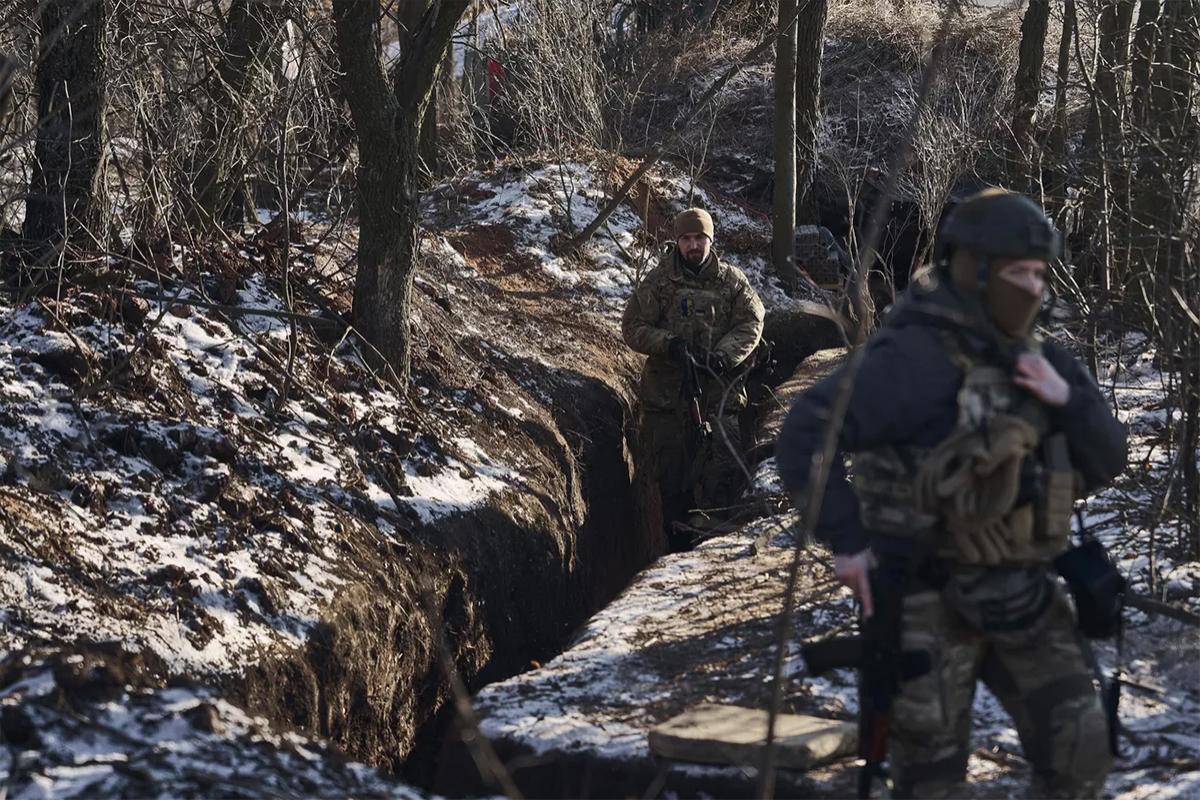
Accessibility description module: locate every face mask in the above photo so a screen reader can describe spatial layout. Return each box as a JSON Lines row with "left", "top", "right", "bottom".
{"left": 985, "top": 273, "right": 1042, "bottom": 338}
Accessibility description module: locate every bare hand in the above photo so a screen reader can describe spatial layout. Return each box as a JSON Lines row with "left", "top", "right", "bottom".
{"left": 833, "top": 551, "right": 874, "bottom": 619}
{"left": 1013, "top": 353, "right": 1071, "bottom": 407}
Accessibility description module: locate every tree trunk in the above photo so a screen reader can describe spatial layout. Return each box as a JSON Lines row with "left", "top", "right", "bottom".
{"left": 333, "top": 0, "right": 468, "bottom": 382}
{"left": 1008, "top": 0, "right": 1050, "bottom": 191}
{"left": 794, "top": 0, "right": 827, "bottom": 222}
{"left": 419, "top": 82, "right": 439, "bottom": 177}
{"left": 23, "top": 0, "right": 107, "bottom": 250}
{"left": 190, "top": 0, "right": 284, "bottom": 227}
{"left": 1146, "top": 0, "right": 1195, "bottom": 143}
{"left": 772, "top": 0, "right": 800, "bottom": 288}
{"left": 1084, "top": 0, "right": 1135, "bottom": 157}
{"left": 1080, "top": 0, "right": 1135, "bottom": 293}
{"left": 1124, "top": 0, "right": 1162, "bottom": 285}
{"left": 1132, "top": 0, "right": 1197, "bottom": 256}
{"left": 1129, "top": 0, "right": 1161, "bottom": 128}
{"left": 1045, "top": 0, "right": 1075, "bottom": 214}
{"left": 0, "top": 53, "right": 16, "bottom": 132}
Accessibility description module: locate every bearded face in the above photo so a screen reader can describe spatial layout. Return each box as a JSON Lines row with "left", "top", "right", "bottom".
{"left": 678, "top": 232, "right": 711, "bottom": 267}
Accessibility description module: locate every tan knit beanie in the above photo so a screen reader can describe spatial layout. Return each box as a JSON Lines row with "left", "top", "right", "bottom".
{"left": 673, "top": 208, "right": 714, "bottom": 241}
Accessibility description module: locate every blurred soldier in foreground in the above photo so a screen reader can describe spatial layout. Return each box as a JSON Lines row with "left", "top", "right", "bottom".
{"left": 776, "top": 190, "right": 1128, "bottom": 798}
{"left": 623, "top": 208, "right": 764, "bottom": 552}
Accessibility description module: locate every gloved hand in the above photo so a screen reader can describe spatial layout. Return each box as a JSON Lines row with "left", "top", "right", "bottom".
{"left": 668, "top": 337, "right": 689, "bottom": 364}
{"left": 708, "top": 350, "right": 731, "bottom": 373}
{"left": 693, "top": 346, "right": 729, "bottom": 373}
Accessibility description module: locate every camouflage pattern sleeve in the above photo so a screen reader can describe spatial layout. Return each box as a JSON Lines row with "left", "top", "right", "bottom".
{"left": 714, "top": 270, "right": 764, "bottom": 367}
{"left": 621, "top": 271, "right": 673, "bottom": 357}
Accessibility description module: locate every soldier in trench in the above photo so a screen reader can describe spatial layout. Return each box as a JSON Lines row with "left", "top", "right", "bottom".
{"left": 776, "top": 189, "right": 1128, "bottom": 798}
{"left": 622, "top": 208, "right": 765, "bottom": 552}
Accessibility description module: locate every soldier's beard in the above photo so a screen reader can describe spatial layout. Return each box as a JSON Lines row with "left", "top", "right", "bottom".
{"left": 681, "top": 248, "right": 708, "bottom": 269}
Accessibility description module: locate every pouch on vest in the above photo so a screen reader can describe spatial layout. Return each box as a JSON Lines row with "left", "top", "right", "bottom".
{"left": 852, "top": 446, "right": 936, "bottom": 536}
{"left": 1054, "top": 513, "right": 1125, "bottom": 638}
{"left": 1034, "top": 433, "right": 1076, "bottom": 554}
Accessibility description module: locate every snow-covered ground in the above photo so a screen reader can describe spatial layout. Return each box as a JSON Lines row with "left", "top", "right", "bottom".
{"left": 0, "top": 647, "right": 425, "bottom": 799}
{"left": 2, "top": 154, "right": 793, "bottom": 681}
{"left": 423, "top": 157, "right": 825, "bottom": 320}
{"left": 0, "top": 268, "right": 525, "bottom": 674}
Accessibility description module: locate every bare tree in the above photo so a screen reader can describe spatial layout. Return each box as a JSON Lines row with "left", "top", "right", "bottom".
{"left": 1084, "top": 0, "right": 1135, "bottom": 158}
{"left": 332, "top": 0, "right": 469, "bottom": 382}
{"left": 487, "top": 0, "right": 610, "bottom": 154}
{"left": 1128, "top": 0, "right": 1160, "bottom": 128}
{"left": 188, "top": 0, "right": 288, "bottom": 227}
{"left": 794, "top": 0, "right": 827, "bottom": 220}
{"left": 1131, "top": 0, "right": 1199, "bottom": 554}
{"left": 1048, "top": 0, "right": 1200, "bottom": 559}
{"left": 1008, "top": 0, "right": 1050, "bottom": 191}
{"left": 23, "top": 0, "right": 108, "bottom": 252}
{"left": 1077, "top": 0, "right": 1135, "bottom": 295}
{"left": 772, "top": 0, "right": 800, "bottom": 288}
{"left": 1045, "top": 0, "right": 1075, "bottom": 215}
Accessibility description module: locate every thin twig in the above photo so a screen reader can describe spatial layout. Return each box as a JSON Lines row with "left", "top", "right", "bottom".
{"left": 417, "top": 576, "right": 524, "bottom": 799}
{"left": 564, "top": 3, "right": 808, "bottom": 254}
{"left": 756, "top": 7, "right": 957, "bottom": 796}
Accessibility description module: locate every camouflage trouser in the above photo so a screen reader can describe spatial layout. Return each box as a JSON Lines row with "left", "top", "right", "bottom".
{"left": 890, "top": 580, "right": 1111, "bottom": 799}
{"left": 639, "top": 409, "right": 743, "bottom": 543}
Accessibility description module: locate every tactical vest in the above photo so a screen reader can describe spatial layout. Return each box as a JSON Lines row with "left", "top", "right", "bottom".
{"left": 852, "top": 333, "right": 1078, "bottom": 566}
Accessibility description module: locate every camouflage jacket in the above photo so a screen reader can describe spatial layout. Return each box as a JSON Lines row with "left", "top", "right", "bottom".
{"left": 622, "top": 248, "right": 765, "bottom": 413}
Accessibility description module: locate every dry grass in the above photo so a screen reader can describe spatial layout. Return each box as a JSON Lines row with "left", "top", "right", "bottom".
{"left": 827, "top": 0, "right": 1022, "bottom": 69}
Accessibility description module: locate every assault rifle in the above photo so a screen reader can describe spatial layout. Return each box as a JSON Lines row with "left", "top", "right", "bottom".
{"left": 682, "top": 348, "right": 709, "bottom": 435}
{"left": 801, "top": 563, "right": 929, "bottom": 799}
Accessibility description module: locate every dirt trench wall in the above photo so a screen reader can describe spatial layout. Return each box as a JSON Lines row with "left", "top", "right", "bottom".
{"left": 231, "top": 342, "right": 647, "bottom": 776}
{"left": 429, "top": 315, "right": 849, "bottom": 798}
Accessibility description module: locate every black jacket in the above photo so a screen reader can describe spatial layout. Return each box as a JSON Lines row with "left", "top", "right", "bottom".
{"left": 774, "top": 281, "right": 1129, "bottom": 556}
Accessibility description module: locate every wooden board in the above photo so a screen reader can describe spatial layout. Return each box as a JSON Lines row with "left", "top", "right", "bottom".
{"left": 648, "top": 703, "right": 857, "bottom": 770}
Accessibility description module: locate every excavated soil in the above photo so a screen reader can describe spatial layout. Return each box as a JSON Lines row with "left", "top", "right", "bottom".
{"left": 229, "top": 222, "right": 653, "bottom": 774}
{"left": 0, "top": 210, "right": 651, "bottom": 790}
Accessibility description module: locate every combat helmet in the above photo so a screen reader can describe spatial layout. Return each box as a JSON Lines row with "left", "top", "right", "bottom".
{"left": 933, "top": 188, "right": 1063, "bottom": 290}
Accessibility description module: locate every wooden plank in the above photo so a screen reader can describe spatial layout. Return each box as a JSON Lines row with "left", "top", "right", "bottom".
{"left": 648, "top": 704, "right": 857, "bottom": 770}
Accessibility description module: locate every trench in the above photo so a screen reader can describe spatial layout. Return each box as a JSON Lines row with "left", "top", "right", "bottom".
{"left": 397, "top": 178, "right": 924, "bottom": 795}
{"left": 231, "top": 186, "right": 919, "bottom": 794}
{"left": 224, "top": 341, "right": 657, "bottom": 792}
{"left": 400, "top": 363, "right": 652, "bottom": 788}
{"left": 403, "top": 172, "right": 941, "bottom": 796}
{"left": 416, "top": 309, "right": 844, "bottom": 798}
